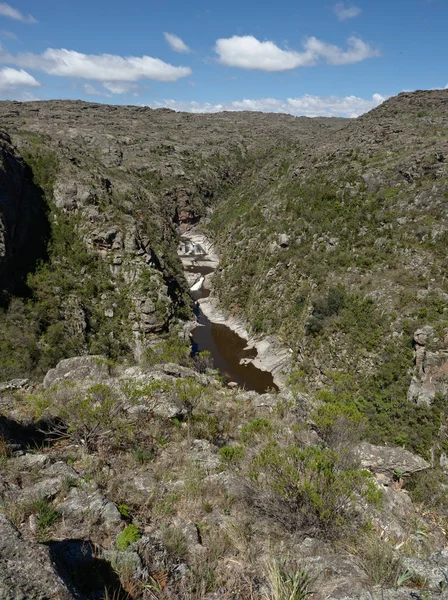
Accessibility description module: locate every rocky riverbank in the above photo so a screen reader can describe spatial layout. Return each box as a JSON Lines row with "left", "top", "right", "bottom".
{"left": 178, "top": 227, "right": 292, "bottom": 389}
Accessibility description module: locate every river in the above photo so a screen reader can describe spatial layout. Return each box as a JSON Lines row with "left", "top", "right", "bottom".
{"left": 178, "top": 236, "right": 279, "bottom": 394}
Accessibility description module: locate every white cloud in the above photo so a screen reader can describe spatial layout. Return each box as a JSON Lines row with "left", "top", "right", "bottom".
{"left": 164, "top": 32, "right": 192, "bottom": 53}
{"left": 0, "top": 2, "right": 36, "bottom": 23}
{"left": 83, "top": 83, "right": 109, "bottom": 96}
{"left": 0, "top": 66, "right": 39, "bottom": 89}
{"left": 214, "top": 34, "right": 379, "bottom": 71}
{"left": 148, "top": 93, "right": 386, "bottom": 118}
{"left": 333, "top": 3, "right": 362, "bottom": 21}
{"left": 304, "top": 36, "right": 379, "bottom": 65}
{"left": 102, "top": 81, "right": 137, "bottom": 94}
{"left": 0, "top": 48, "right": 192, "bottom": 82}
{"left": 215, "top": 35, "right": 315, "bottom": 71}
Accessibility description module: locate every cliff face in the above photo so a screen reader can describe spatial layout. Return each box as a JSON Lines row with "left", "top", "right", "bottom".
{"left": 0, "top": 131, "right": 48, "bottom": 303}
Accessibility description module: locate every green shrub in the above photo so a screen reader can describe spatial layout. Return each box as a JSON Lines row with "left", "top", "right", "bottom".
{"left": 219, "top": 445, "right": 244, "bottom": 466}
{"left": 33, "top": 497, "right": 61, "bottom": 533}
{"left": 116, "top": 524, "right": 142, "bottom": 551}
{"left": 118, "top": 504, "right": 132, "bottom": 519}
{"left": 250, "top": 443, "right": 381, "bottom": 538}
{"left": 241, "top": 418, "right": 273, "bottom": 443}
{"left": 45, "top": 383, "right": 132, "bottom": 451}
{"left": 312, "top": 392, "right": 366, "bottom": 448}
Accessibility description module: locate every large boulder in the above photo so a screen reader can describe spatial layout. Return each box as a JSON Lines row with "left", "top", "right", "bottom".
{"left": 352, "top": 442, "right": 429, "bottom": 477}
{"left": 43, "top": 355, "right": 110, "bottom": 389}
{"left": 0, "top": 514, "right": 77, "bottom": 599}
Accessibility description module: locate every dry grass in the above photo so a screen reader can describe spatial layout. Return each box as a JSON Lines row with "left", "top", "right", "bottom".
{"left": 263, "top": 559, "right": 314, "bottom": 600}
{"left": 349, "top": 534, "right": 404, "bottom": 587}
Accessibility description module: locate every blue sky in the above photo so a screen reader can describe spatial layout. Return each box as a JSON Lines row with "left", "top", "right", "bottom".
{"left": 0, "top": 0, "right": 445, "bottom": 116}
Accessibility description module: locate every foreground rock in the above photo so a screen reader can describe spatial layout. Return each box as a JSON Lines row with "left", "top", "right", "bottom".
{"left": 0, "top": 514, "right": 77, "bottom": 599}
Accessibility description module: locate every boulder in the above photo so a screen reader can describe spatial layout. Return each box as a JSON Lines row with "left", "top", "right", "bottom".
{"left": 278, "top": 233, "right": 290, "bottom": 247}
{"left": 0, "top": 514, "right": 76, "bottom": 599}
{"left": 352, "top": 442, "right": 429, "bottom": 477}
{"left": 43, "top": 355, "right": 110, "bottom": 389}
{"left": 58, "top": 482, "right": 122, "bottom": 535}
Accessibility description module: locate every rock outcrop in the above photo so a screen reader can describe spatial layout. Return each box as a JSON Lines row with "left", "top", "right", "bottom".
{"left": 0, "top": 514, "right": 77, "bottom": 599}
{"left": 408, "top": 326, "right": 448, "bottom": 405}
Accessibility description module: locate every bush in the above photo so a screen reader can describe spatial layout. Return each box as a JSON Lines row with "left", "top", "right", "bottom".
{"left": 250, "top": 443, "right": 381, "bottom": 538}
{"left": 42, "top": 383, "right": 132, "bottom": 451}
{"left": 193, "top": 350, "right": 214, "bottom": 373}
{"left": 312, "top": 392, "right": 366, "bottom": 448}
{"left": 305, "top": 286, "right": 346, "bottom": 336}
{"left": 241, "top": 418, "right": 273, "bottom": 443}
{"left": 143, "top": 334, "right": 192, "bottom": 367}
{"left": 350, "top": 535, "right": 403, "bottom": 587}
{"left": 219, "top": 445, "right": 244, "bottom": 466}
{"left": 116, "top": 524, "right": 142, "bottom": 551}
{"left": 34, "top": 497, "right": 61, "bottom": 533}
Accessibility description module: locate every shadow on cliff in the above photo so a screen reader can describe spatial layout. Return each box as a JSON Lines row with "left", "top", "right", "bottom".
{"left": 0, "top": 156, "right": 51, "bottom": 307}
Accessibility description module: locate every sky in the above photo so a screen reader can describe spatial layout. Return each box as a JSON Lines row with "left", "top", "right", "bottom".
{"left": 0, "top": 0, "right": 445, "bottom": 117}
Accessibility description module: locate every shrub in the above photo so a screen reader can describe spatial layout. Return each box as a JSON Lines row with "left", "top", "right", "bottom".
{"left": 45, "top": 383, "right": 132, "bottom": 451}
{"left": 350, "top": 535, "right": 403, "bottom": 587}
{"left": 193, "top": 350, "right": 214, "bottom": 373}
{"left": 143, "top": 334, "right": 192, "bottom": 367}
{"left": 250, "top": 443, "right": 381, "bottom": 538}
{"left": 34, "top": 497, "right": 61, "bottom": 533}
{"left": 116, "top": 524, "right": 142, "bottom": 551}
{"left": 162, "top": 525, "right": 188, "bottom": 559}
{"left": 241, "top": 418, "right": 273, "bottom": 443}
{"left": 312, "top": 393, "right": 366, "bottom": 448}
{"left": 218, "top": 445, "right": 244, "bottom": 466}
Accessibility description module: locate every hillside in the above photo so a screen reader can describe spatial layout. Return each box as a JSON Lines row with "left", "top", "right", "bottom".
{"left": 0, "top": 91, "right": 448, "bottom": 600}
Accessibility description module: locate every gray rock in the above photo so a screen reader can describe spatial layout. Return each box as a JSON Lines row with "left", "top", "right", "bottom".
{"left": 58, "top": 483, "right": 122, "bottom": 534}
{"left": 24, "top": 462, "right": 79, "bottom": 500}
{"left": 414, "top": 325, "right": 435, "bottom": 346}
{"left": 43, "top": 355, "right": 110, "bottom": 389}
{"left": 12, "top": 453, "right": 50, "bottom": 470}
{"left": 0, "top": 514, "right": 76, "bottom": 599}
{"left": 278, "top": 233, "right": 290, "bottom": 247}
{"left": 0, "top": 378, "right": 29, "bottom": 392}
{"left": 352, "top": 442, "right": 429, "bottom": 477}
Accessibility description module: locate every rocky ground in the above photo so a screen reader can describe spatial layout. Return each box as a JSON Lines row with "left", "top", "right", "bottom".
{"left": 1, "top": 355, "right": 447, "bottom": 599}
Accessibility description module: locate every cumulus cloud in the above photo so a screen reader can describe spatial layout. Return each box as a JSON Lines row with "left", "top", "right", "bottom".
{"left": 305, "top": 36, "right": 379, "bottom": 65}
{"left": 215, "top": 34, "right": 379, "bottom": 71}
{"left": 0, "top": 2, "right": 36, "bottom": 23}
{"left": 0, "top": 47, "right": 192, "bottom": 82}
{"left": 215, "top": 35, "right": 315, "bottom": 71}
{"left": 148, "top": 93, "right": 386, "bottom": 118}
{"left": 0, "top": 66, "right": 39, "bottom": 90}
{"left": 333, "top": 3, "right": 362, "bottom": 21}
{"left": 164, "top": 32, "right": 192, "bottom": 53}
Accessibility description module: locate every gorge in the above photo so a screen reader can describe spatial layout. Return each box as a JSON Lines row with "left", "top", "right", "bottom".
{"left": 1, "top": 91, "right": 448, "bottom": 600}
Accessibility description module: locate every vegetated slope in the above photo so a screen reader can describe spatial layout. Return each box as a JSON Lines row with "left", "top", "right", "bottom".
{"left": 209, "top": 89, "right": 448, "bottom": 456}
{"left": 0, "top": 100, "right": 345, "bottom": 380}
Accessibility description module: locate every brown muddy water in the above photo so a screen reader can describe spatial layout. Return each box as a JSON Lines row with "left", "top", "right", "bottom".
{"left": 183, "top": 260, "right": 278, "bottom": 394}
